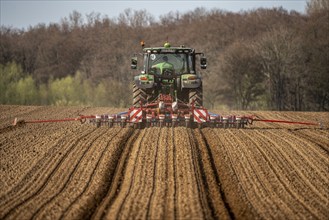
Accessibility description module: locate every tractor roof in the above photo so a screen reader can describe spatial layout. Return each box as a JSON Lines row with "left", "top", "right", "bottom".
{"left": 141, "top": 41, "right": 193, "bottom": 53}
{"left": 142, "top": 46, "right": 193, "bottom": 53}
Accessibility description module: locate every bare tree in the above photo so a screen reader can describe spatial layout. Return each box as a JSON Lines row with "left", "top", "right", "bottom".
{"left": 306, "top": 0, "right": 329, "bottom": 14}
{"left": 251, "top": 26, "right": 304, "bottom": 110}
{"left": 219, "top": 42, "right": 265, "bottom": 110}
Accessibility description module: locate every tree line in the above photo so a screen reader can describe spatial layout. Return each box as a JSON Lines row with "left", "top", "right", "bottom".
{"left": 0, "top": 0, "right": 328, "bottom": 110}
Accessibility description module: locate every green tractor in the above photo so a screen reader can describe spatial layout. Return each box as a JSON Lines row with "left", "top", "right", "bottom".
{"left": 131, "top": 41, "right": 207, "bottom": 108}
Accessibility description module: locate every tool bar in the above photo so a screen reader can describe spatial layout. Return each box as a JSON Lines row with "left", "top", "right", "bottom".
{"left": 253, "top": 119, "right": 319, "bottom": 126}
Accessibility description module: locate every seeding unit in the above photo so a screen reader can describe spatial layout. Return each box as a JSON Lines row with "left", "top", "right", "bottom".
{"left": 86, "top": 98, "right": 320, "bottom": 128}
{"left": 89, "top": 94, "right": 253, "bottom": 129}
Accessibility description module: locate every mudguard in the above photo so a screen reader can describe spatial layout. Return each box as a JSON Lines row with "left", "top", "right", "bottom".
{"left": 134, "top": 74, "right": 154, "bottom": 89}
{"left": 181, "top": 74, "right": 201, "bottom": 88}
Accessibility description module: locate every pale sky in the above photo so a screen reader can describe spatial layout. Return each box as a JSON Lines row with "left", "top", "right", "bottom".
{"left": 1, "top": 0, "right": 308, "bottom": 29}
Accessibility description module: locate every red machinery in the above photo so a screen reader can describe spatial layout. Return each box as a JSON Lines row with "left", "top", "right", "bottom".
{"left": 13, "top": 95, "right": 321, "bottom": 129}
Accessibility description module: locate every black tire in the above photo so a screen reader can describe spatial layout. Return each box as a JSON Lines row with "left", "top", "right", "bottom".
{"left": 179, "top": 88, "right": 189, "bottom": 104}
{"left": 133, "top": 83, "right": 156, "bottom": 107}
{"left": 133, "top": 83, "right": 147, "bottom": 107}
{"left": 189, "top": 86, "right": 203, "bottom": 107}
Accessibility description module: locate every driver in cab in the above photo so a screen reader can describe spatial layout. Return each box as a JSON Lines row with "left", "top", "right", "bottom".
{"left": 151, "top": 56, "right": 174, "bottom": 75}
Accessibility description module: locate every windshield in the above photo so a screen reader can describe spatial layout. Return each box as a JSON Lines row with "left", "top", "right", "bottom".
{"left": 147, "top": 53, "right": 192, "bottom": 74}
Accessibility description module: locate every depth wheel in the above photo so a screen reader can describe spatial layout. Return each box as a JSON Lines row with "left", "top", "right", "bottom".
{"left": 146, "top": 121, "right": 151, "bottom": 128}
{"left": 185, "top": 121, "right": 190, "bottom": 128}
{"left": 133, "top": 123, "right": 139, "bottom": 129}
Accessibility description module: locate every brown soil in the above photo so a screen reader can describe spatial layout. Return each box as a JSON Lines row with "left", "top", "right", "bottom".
{"left": 0, "top": 105, "right": 328, "bottom": 219}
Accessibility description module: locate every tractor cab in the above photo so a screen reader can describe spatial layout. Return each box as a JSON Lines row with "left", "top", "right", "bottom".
{"left": 132, "top": 42, "right": 206, "bottom": 74}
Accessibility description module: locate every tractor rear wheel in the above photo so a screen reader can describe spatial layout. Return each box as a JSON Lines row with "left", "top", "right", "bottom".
{"left": 133, "top": 83, "right": 147, "bottom": 107}
{"left": 189, "top": 86, "right": 203, "bottom": 107}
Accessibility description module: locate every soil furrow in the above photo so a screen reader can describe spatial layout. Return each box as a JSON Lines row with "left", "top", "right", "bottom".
{"left": 120, "top": 128, "right": 160, "bottom": 219}
{"left": 32, "top": 127, "right": 124, "bottom": 219}
{"left": 284, "top": 130, "right": 329, "bottom": 172}
{"left": 174, "top": 127, "right": 204, "bottom": 219}
{"left": 0, "top": 125, "right": 94, "bottom": 213}
{"left": 193, "top": 129, "right": 231, "bottom": 219}
{"left": 0, "top": 124, "right": 86, "bottom": 197}
{"left": 186, "top": 128, "right": 212, "bottom": 219}
{"left": 169, "top": 127, "right": 178, "bottom": 219}
{"left": 222, "top": 129, "right": 278, "bottom": 218}
{"left": 249, "top": 130, "right": 329, "bottom": 217}
{"left": 61, "top": 128, "right": 134, "bottom": 220}
{"left": 91, "top": 129, "right": 144, "bottom": 219}
{"left": 294, "top": 129, "right": 329, "bottom": 154}
{"left": 203, "top": 128, "right": 259, "bottom": 219}
{"left": 254, "top": 130, "right": 327, "bottom": 218}
{"left": 145, "top": 127, "right": 169, "bottom": 219}
{"left": 146, "top": 127, "right": 168, "bottom": 219}
{"left": 2, "top": 127, "right": 105, "bottom": 220}
{"left": 232, "top": 129, "right": 303, "bottom": 218}
{"left": 261, "top": 130, "right": 329, "bottom": 200}
{"left": 0, "top": 131, "right": 54, "bottom": 195}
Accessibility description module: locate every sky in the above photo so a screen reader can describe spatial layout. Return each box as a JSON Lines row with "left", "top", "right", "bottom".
{"left": 1, "top": 0, "right": 308, "bottom": 29}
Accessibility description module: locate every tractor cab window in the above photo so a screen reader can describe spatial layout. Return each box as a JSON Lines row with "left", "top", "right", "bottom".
{"left": 148, "top": 53, "right": 190, "bottom": 75}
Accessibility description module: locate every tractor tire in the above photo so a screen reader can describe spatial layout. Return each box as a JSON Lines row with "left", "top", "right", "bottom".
{"left": 133, "top": 83, "right": 147, "bottom": 107}
{"left": 179, "top": 88, "right": 189, "bottom": 104}
{"left": 189, "top": 86, "right": 203, "bottom": 107}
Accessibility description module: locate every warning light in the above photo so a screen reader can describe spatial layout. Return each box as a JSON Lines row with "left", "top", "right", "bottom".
{"left": 188, "top": 76, "right": 197, "bottom": 80}
{"left": 164, "top": 42, "right": 171, "bottom": 48}
{"left": 139, "top": 76, "right": 148, "bottom": 81}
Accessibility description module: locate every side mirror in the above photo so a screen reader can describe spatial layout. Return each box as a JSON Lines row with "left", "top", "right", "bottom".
{"left": 131, "top": 56, "right": 137, "bottom": 69}
{"left": 200, "top": 57, "right": 207, "bottom": 69}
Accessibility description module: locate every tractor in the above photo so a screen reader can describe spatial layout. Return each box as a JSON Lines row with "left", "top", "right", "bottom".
{"left": 131, "top": 41, "right": 207, "bottom": 108}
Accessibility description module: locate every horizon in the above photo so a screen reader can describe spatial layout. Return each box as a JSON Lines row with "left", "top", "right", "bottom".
{"left": 1, "top": 0, "right": 308, "bottom": 30}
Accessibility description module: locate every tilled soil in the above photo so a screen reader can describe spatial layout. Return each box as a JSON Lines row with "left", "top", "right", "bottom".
{"left": 0, "top": 105, "right": 328, "bottom": 219}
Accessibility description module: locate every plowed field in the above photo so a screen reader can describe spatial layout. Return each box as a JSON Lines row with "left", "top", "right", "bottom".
{"left": 0, "top": 105, "right": 328, "bottom": 219}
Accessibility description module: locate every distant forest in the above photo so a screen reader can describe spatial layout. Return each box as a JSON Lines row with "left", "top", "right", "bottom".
{"left": 1, "top": 0, "right": 328, "bottom": 110}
